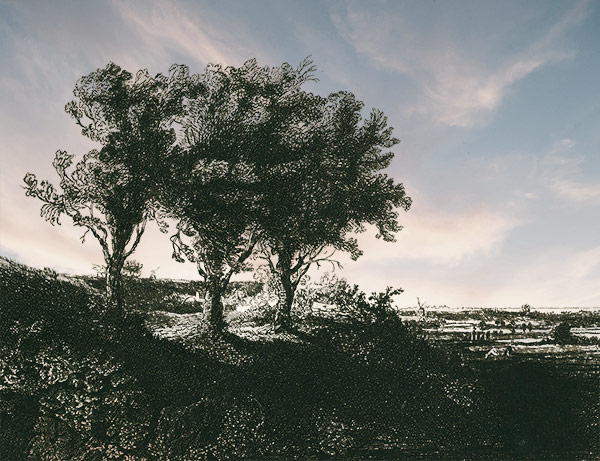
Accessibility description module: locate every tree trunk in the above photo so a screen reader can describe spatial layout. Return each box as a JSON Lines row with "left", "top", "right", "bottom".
{"left": 275, "top": 276, "right": 295, "bottom": 330}
{"left": 207, "top": 275, "right": 226, "bottom": 335}
{"left": 274, "top": 251, "right": 296, "bottom": 330}
{"left": 105, "top": 256, "right": 125, "bottom": 312}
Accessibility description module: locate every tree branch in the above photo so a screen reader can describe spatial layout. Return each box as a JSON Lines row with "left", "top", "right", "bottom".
{"left": 124, "top": 220, "right": 147, "bottom": 258}
{"left": 236, "top": 228, "right": 260, "bottom": 266}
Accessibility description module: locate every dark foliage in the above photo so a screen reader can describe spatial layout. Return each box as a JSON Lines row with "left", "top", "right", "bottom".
{"left": 1, "top": 258, "right": 598, "bottom": 459}
{"left": 23, "top": 63, "right": 192, "bottom": 310}
{"left": 122, "top": 260, "right": 143, "bottom": 278}
{"left": 82, "top": 275, "right": 262, "bottom": 314}
{"left": 164, "top": 58, "right": 319, "bottom": 333}
{"left": 259, "top": 89, "right": 412, "bottom": 329}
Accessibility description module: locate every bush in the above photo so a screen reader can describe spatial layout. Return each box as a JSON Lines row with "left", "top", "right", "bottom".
{"left": 122, "top": 259, "right": 143, "bottom": 278}
{"left": 551, "top": 322, "right": 577, "bottom": 345}
{"left": 329, "top": 279, "right": 403, "bottom": 324}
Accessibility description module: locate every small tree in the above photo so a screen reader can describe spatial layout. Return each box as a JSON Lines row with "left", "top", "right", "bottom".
{"left": 552, "top": 322, "right": 576, "bottom": 345}
{"left": 122, "top": 260, "right": 143, "bottom": 278}
{"left": 260, "top": 91, "right": 411, "bottom": 329}
{"left": 329, "top": 278, "right": 403, "bottom": 324}
{"left": 24, "top": 63, "right": 191, "bottom": 311}
{"left": 92, "top": 263, "right": 107, "bottom": 278}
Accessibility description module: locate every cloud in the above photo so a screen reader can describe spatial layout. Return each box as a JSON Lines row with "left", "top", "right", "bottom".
{"left": 397, "top": 210, "right": 519, "bottom": 265}
{"left": 498, "top": 246, "right": 600, "bottom": 307}
{"left": 547, "top": 178, "right": 600, "bottom": 203}
{"left": 0, "top": 199, "right": 103, "bottom": 274}
{"left": 332, "top": 1, "right": 589, "bottom": 127}
{"left": 339, "top": 241, "right": 600, "bottom": 309}
{"left": 415, "top": 53, "right": 563, "bottom": 127}
{"left": 569, "top": 246, "right": 600, "bottom": 280}
{"left": 112, "top": 0, "right": 256, "bottom": 68}
{"left": 351, "top": 204, "right": 520, "bottom": 267}
{"left": 542, "top": 138, "right": 600, "bottom": 204}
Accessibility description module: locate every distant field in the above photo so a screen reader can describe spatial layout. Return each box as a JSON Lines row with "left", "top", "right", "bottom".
{"left": 397, "top": 307, "right": 600, "bottom": 370}
{"left": 398, "top": 306, "right": 600, "bottom": 313}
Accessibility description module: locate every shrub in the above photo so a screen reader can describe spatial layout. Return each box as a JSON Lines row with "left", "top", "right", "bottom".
{"left": 122, "top": 260, "right": 143, "bottom": 278}
{"left": 551, "top": 322, "right": 577, "bottom": 345}
{"left": 330, "top": 279, "right": 403, "bottom": 323}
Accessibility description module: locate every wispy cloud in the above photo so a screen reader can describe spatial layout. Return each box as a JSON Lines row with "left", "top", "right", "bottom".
{"left": 112, "top": 0, "right": 255, "bottom": 68}
{"left": 332, "top": 1, "right": 589, "bottom": 127}
{"left": 352, "top": 203, "right": 520, "bottom": 267}
{"left": 547, "top": 178, "right": 600, "bottom": 203}
{"left": 394, "top": 209, "right": 519, "bottom": 266}
{"left": 542, "top": 138, "right": 600, "bottom": 204}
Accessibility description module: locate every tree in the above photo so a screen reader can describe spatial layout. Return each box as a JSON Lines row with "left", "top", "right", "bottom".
{"left": 24, "top": 63, "right": 191, "bottom": 311}
{"left": 122, "top": 260, "right": 143, "bottom": 278}
{"left": 92, "top": 263, "right": 107, "bottom": 278}
{"left": 259, "top": 91, "right": 411, "bottom": 329}
{"left": 164, "top": 58, "right": 316, "bottom": 334}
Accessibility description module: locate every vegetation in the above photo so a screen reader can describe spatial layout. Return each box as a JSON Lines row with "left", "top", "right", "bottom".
{"left": 1, "top": 258, "right": 598, "bottom": 459}
{"left": 163, "top": 59, "right": 320, "bottom": 334}
{"left": 23, "top": 63, "right": 192, "bottom": 311}
{"left": 161, "top": 57, "right": 410, "bottom": 334}
{"left": 427, "top": 307, "right": 600, "bottom": 325}
{"left": 82, "top": 274, "right": 261, "bottom": 314}
{"left": 22, "top": 58, "right": 411, "bottom": 335}
{"left": 11, "top": 58, "right": 598, "bottom": 459}
{"left": 259, "top": 90, "right": 411, "bottom": 329}
{"left": 122, "top": 260, "right": 143, "bottom": 278}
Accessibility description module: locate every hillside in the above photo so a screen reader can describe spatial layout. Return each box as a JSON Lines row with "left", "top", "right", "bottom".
{"left": 1, "top": 257, "right": 598, "bottom": 459}
{"left": 79, "top": 274, "right": 262, "bottom": 314}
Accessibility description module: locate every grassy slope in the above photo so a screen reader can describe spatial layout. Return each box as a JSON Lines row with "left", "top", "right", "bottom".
{"left": 80, "top": 275, "right": 262, "bottom": 314}
{"left": 1, "top": 257, "right": 598, "bottom": 459}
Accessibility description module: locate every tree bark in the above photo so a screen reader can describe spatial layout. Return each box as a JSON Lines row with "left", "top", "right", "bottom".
{"left": 274, "top": 251, "right": 296, "bottom": 330}
{"left": 105, "top": 256, "right": 125, "bottom": 312}
{"left": 207, "top": 275, "right": 226, "bottom": 335}
{"left": 275, "top": 277, "right": 295, "bottom": 330}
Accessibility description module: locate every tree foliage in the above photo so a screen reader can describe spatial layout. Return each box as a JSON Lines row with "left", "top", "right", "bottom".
{"left": 258, "top": 91, "right": 412, "bottom": 327}
{"left": 22, "top": 58, "right": 411, "bottom": 330}
{"left": 24, "top": 62, "right": 191, "bottom": 309}
{"left": 164, "top": 58, "right": 317, "bottom": 333}
{"left": 122, "top": 260, "right": 143, "bottom": 278}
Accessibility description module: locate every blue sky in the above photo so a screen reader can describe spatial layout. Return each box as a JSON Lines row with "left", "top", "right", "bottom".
{"left": 1, "top": 0, "right": 599, "bottom": 307}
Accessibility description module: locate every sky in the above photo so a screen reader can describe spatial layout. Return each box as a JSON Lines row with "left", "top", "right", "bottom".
{"left": 1, "top": 0, "right": 599, "bottom": 308}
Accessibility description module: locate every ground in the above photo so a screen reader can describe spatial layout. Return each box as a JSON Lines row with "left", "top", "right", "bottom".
{"left": 2, "top": 260, "right": 598, "bottom": 459}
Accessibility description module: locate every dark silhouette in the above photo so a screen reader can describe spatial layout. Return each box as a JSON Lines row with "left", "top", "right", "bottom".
{"left": 23, "top": 63, "right": 192, "bottom": 311}
{"left": 259, "top": 90, "right": 411, "bottom": 329}
{"left": 164, "top": 58, "right": 317, "bottom": 334}
{"left": 122, "top": 259, "right": 143, "bottom": 278}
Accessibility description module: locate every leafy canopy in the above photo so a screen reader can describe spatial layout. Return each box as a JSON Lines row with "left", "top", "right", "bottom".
{"left": 166, "top": 58, "right": 318, "bottom": 280}
{"left": 24, "top": 63, "right": 192, "bottom": 262}
{"left": 259, "top": 90, "right": 411, "bottom": 282}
